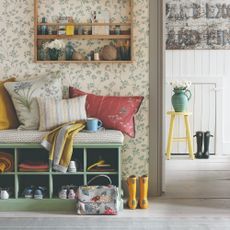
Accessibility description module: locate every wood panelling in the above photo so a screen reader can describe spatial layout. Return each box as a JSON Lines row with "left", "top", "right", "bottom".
{"left": 165, "top": 50, "right": 230, "bottom": 154}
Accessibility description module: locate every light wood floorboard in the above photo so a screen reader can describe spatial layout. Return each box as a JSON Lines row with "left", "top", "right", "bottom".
{"left": 165, "top": 155, "right": 230, "bottom": 198}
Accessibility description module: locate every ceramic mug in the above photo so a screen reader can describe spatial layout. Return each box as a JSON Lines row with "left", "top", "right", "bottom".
{"left": 86, "top": 118, "right": 102, "bottom": 132}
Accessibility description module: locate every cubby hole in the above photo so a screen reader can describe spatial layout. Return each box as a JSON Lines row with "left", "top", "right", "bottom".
{"left": 0, "top": 149, "right": 14, "bottom": 172}
{"left": 17, "top": 149, "right": 49, "bottom": 172}
{"left": 52, "top": 175, "right": 84, "bottom": 198}
{"left": 0, "top": 175, "right": 15, "bottom": 198}
{"left": 87, "top": 148, "right": 118, "bottom": 172}
{"left": 87, "top": 175, "right": 118, "bottom": 187}
{"left": 68, "top": 148, "right": 84, "bottom": 172}
{"left": 18, "top": 175, "right": 49, "bottom": 198}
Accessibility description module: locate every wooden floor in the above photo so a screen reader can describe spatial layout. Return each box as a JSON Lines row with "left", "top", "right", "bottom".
{"left": 1, "top": 155, "right": 230, "bottom": 229}
{"left": 165, "top": 155, "right": 230, "bottom": 198}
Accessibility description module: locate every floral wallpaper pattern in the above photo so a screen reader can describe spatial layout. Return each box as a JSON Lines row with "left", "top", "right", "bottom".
{"left": 0, "top": 0, "right": 149, "bottom": 178}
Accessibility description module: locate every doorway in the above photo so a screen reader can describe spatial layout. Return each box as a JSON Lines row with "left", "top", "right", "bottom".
{"left": 163, "top": 0, "right": 230, "bottom": 199}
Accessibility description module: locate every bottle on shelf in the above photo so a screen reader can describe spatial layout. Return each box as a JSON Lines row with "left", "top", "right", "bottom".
{"left": 38, "top": 41, "right": 46, "bottom": 61}
{"left": 77, "top": 26, "right": 83, "bottom": 35}
{"left": 114, "top": 25, "right": 121, "bottom": 35}
{"left": 66, "top": 18, "right": 74, "bottom": 36}
{"left": 65, "top": 41, "right": 74, "bottom": 60}
{"left": 41, "top": 17, "right": 48, "bottom": 35}
{"left": 94, "top": 52, "right": 100, "bottom": 61}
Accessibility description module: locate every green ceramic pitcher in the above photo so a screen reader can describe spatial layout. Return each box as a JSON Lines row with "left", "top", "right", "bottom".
{"left": 171, "top": 89, "right": 191, "bottom": 112}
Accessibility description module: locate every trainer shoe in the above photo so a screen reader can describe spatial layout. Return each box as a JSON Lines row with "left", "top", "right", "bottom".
{"left": 34, "top": 186, "right": 47, "bottom": 199}
{"left": 22, "top": 186, "right": 34, "bottom": 199}
{"left": 59, "top": 188, "right": 68, "bottom": 199}
{"left": 68, "top": 189, "right": 76, "bottom": 200}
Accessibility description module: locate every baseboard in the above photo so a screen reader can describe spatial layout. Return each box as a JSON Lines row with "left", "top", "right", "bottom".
{"left": 223, "top": 142, "right": 230, "bottom": 154}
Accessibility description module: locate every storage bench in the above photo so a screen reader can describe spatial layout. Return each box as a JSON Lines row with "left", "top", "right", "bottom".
{"left": 0, "top": 129, "right": 124, "bottom": 211}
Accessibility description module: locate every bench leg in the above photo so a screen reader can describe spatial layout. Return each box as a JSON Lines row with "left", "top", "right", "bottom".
{"left": 166, "top": 115, "right": 175, "bottom": 160}
{"left": 184, "top": 115, "right": 194, "bottom": 160}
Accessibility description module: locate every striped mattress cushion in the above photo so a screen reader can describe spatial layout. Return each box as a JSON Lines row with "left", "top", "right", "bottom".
{"left": 37, "top": 96, "right": 87, "bottom": 131}
{"left": 0, "top": 129, "right": 124, "bottom": 144}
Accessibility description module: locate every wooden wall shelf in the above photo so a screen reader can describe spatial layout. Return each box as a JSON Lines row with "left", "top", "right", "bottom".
{"left": 34, "top": 0, "right": 134, "bottom": 64}
{"left": 35, "top": 60, "right": 134, "bottom": 64}
{"left": 37, "top": 22, "right": 132, "bottom": 26}
{"left": 37, "top": 35, "right": 131, "bottom": 40}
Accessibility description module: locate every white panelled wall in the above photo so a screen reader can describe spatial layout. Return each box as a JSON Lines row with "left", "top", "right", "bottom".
{"left": 165, "top": 50, "right": 230, "bottom": 155}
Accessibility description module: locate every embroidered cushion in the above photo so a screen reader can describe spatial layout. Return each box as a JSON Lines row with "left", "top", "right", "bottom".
{"left": 37, "top": 96, "right": 87, "bottom": 131}
{"left": 69, "top": 87, "right": 143, "bottom": 137}
{"left": 4, "top": 75, "right": 62, "bottom": 130}
{"left": 0, "top": 78, "right": 19, "bottom": 130}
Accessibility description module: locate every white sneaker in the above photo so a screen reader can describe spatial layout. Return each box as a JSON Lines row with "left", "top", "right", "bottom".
{"left": 59, "top": 189, "right": 67, "bottom": 199}
{"left": 1, "top": 190, "right": 9, "bottom": 200}
{"left": 68, "top": 161, "right": 77, "bottom": 173}
{"left": 68, "top": 189, "right": 75, "bottom": 199}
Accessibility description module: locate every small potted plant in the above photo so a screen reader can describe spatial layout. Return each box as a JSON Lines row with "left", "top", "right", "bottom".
{"left": 169, "top": 80, "right": 192, "bottom": 112}
{"left": 44, "top": 39, "right": 65, "bottom": 61}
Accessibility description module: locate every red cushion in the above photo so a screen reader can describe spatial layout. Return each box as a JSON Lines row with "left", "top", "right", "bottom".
{"left": 69, "top": 87, "right": 143, "bottom": 137}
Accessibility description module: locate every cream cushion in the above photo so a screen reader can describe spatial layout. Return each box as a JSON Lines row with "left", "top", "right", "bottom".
{"left": 37, "top": 96, "right": 87, "bottom": 131}
{"left": 4, "top": 75, "right": 62, "bottom": 130}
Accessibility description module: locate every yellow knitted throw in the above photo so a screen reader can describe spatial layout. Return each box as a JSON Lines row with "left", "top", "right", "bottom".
{"left": 41, "top": 121, "right": 85, "bottom": 172}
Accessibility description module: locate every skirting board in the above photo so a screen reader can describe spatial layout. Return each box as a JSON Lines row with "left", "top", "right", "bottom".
{"left": 223, "top": 142, "right": 230, "bottom": 155}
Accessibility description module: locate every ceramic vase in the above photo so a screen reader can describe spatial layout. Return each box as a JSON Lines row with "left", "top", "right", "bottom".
{"left": 171, "top": 89, "right": 191, "bottom": 112}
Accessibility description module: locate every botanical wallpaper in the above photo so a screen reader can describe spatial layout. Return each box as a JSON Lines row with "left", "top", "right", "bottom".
{"left": 0, "top": 0, "right": 149, "bottom": 178}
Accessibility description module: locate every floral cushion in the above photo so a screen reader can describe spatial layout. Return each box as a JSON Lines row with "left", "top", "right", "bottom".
{"left": 4, "top": 74, "right": 62, "bottom": 130}
{"left": 69, "top": 87, "right": 144, "bottom": 137}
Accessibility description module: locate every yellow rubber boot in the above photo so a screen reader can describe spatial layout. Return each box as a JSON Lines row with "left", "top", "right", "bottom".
{"left": 139, "top": 175, "right": 149, "bottom": 209}
{"left": 127, "top": 175, "right": 137, "bottom": 209}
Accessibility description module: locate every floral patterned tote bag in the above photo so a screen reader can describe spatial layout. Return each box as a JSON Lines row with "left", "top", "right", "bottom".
{"left": 76, "top": 175, "right": 119, "bottom": 215}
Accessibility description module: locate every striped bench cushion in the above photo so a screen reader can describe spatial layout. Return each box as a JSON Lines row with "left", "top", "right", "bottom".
{"left": 0, "top": 129, "right": 124, "bottom": 144}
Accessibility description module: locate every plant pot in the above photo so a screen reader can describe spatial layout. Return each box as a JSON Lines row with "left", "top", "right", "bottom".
{"left": 171, "top": 89, "right": 191, "bottom": 112}
{"left": 48, "top": 49, "right": 60, "bottom": 60}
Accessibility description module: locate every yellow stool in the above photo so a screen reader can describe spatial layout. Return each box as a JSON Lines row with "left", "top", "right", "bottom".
{"left": 166, "top": 111, "right": 194, "bottom": 160}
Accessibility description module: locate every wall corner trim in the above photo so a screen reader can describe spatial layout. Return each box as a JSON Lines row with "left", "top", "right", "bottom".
{"left": 149, "top": 0, "right": 164, "bottom": 197}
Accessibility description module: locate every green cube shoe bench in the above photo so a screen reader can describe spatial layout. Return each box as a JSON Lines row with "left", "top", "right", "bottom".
{"left": 0, "top": 129, "right": 124, "bottom": 211}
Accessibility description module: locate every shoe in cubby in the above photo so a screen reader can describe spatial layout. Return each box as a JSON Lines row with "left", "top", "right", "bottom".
{"left": 68, "top": 189, "right": 76, "bottom": 200}
{"left": 22, "top": 186, "right": 35, "bottom": 199}
{"left": 58, "top": 188, "right": 68, "bottom": 199}
{"left": 0, "top": 188, "right": 10, "bottom": 200}
{"left": 34, "top": 186, "right": 47, "bottom": 199}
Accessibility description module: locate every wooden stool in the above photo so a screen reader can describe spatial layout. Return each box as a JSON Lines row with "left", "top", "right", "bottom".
{"left": 166, "top": 111, "right": 194, "bottom": 160}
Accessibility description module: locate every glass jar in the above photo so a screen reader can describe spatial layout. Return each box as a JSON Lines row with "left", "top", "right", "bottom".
{"left": 114, "top": 25, "right": 121, "bottom": 35}
{"left": 65, "top": 41, "right": 74, "bottom": 60}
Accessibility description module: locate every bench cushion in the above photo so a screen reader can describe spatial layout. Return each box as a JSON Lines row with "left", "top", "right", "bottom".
{"left": 0, "top": 129, "right": 124, "bottom": 144}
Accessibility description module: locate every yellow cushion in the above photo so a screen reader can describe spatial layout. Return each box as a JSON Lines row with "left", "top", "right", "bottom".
{"left": 0, "top": 78, "right": 19, "bottom": 129}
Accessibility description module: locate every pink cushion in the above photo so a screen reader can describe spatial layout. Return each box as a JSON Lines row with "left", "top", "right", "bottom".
{"left": 69, "top": 87, "right": 143, "bottom": 137}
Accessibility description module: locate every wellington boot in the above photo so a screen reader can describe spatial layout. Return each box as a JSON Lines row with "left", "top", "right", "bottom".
{"left": 139, "top": 175, "right": 149, "bottom": 209}
{"left": 193, "top": 131, "right": 203, "bottom": 159}
{"left": 127, "top": 175, "right": 137, "bottom": 209}
{"left": 202, "top": 131, "right": 213, "bottom": 159}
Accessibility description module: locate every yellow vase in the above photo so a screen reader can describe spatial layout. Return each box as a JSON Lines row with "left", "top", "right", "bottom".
{"left": 127, "top": 175, "right": 137, "bottom": 209}
{"left": 139, "top": 175, "right": 149, "bottom": 209}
